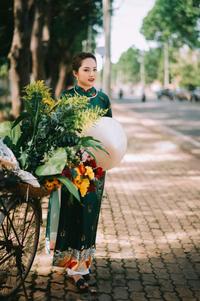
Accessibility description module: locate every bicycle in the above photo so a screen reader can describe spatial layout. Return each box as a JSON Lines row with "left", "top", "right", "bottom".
{"left": 0, "top": 167, "right": 48, "bottom": 300}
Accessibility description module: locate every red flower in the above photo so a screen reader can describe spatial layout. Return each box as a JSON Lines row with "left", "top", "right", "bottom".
{"left": 95, "top": 167, "right": 104, "bottom": 179}
{"left": 88, "top": 182, "right": 96, "bottom": 192}
{"left": 62, "top": 167, "right": 71, "bottom": 178}
{"left": 85, "top": 159, "right": 97, "bottom": 168}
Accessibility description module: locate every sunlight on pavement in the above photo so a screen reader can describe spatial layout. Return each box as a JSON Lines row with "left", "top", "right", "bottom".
{"left": 121, "top": 152, "right": 189, "bottom": 163}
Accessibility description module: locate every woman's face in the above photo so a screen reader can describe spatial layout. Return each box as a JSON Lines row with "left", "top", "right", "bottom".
{"left": 74, "top": 58, "right": 97, "bottom": 90}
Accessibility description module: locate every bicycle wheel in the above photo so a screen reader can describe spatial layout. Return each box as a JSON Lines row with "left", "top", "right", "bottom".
{"left": 0, "top": 194, "right": 41, "bottom": 298}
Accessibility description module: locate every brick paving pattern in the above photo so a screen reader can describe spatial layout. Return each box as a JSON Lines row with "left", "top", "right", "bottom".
{"left": 14, "top": 103, "right": 200, "bottom": 301}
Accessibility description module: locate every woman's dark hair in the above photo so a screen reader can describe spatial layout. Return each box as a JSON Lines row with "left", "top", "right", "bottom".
{"left": 72, "top": 52, "right": 97, "bottom": 72}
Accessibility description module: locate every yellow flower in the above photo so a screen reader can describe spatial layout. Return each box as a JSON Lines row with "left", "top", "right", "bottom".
{"left": 85, "top": 166, "right": 95, "bottom": 180}
{"left": 43, "top": 98, "right": 54, "bottom": 107}
{"left": 79, "top": 178, "right": 90, "bottom": 197}
{"left": 73, "top": 176, "right": 82, "bottom": 188}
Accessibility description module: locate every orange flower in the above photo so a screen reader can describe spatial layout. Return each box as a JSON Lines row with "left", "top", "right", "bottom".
{"left": 78, "top": 163, "right": 86, "bottom": 175}
{"left": 44, "top": 178, "right": 61, "bottom": 192}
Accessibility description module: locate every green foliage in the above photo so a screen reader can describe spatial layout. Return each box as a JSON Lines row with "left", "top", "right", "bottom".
{"left": 144, "top": 47, "right": 162, "bottom": 83}
{"left": 8, "top": 81, "right": 106, "bottom": 174}
{"left": 0, "top": 121, "right": 11, "bottom": 138}
{"left": 23, "top": 81, "right": 53, "bottom": 104}
{"left": 179, "top": 63, "right": 200, "bottom": 89}
{"left": 113, "top": 47, "right": 140, "bottom": 84}
{"left": 47, "top": 0, "right": 103, "bottom": 76}
{"left": 57, "top": 176, "right": 80, "bottom": 201}
{"left": 0, "top": 0, "right": 104, "bottom": 99}
{"left": 50, "top": 0, "right": 102, "bottom": 50}
{"left": 54, "top": 94, "right": 106, "bottom": 136}
{"left": 0, "top": 62, "right": 9, "bottom": 78}
{"left": 77, "top": 136, "right": 108, "bottom": 153}
{"left": 0, "top": 121, "right": 21, "bottom": 145}
{"left": 2, "top": 81, "right": 107, "bottom": 199}
{"left": 141, "top": 0, "right": 200, "bottom": 48}
{"left": 113, "top": 46, "right": 163, "bottom": 85}
{"left": 171, "top": 48, "right": 200, "bottom": 89}
{"left": 35, "top": 148, "right": 67, "bottom": 176}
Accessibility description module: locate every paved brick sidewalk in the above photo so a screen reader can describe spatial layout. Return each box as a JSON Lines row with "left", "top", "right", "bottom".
{"left": 15, "top": 103, "right": 200, "bottom": 301}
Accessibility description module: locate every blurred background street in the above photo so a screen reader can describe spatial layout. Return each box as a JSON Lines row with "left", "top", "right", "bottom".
{"left": 114, "top": 96, "right": 200, "bottom": 145}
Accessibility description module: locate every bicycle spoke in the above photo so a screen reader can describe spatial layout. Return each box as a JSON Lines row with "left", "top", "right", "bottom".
{"left": 21, "top": 201, "right": 30, "bottom": 240}
{"left": 6, "top": 203, "right": 35, "bottom": 246}
{"left": 0, "top": 245, "right": 5, "bottom": 251}
{"left": 22, "top": 211, "right": 35, "bottom": 245}
{"left": 6, "top": 206, "right": 16, "bottom": 237}
{"left": 0, "top": 251, "right": 15, "bottom": 266}
{"left": 0, "top": 197, "right": 40, "bottom": 298}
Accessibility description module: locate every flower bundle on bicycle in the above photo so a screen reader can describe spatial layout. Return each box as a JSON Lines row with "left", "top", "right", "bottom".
{"left": 0, "top": 81, "right": 107, "bottom": 201}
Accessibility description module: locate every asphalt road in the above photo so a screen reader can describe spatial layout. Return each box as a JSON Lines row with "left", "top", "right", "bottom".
{"left": 113, "top": 97, "right": 200, "bottom": 144}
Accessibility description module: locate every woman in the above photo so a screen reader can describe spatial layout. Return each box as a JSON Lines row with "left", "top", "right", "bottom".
{"left": 46, "top": 52, "right": 112, "bottom": 292}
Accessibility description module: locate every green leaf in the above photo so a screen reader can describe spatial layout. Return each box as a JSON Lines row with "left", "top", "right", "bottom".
{"left": 24, "top": 100, "right": 34, "bottom": 116}
{"left": 80, "top": 136, "right": 109, "bottom": 154}
{"left": 0, "top": 121, "right": 21, "bottom": 145}
{"left": 10, "top": 123, "right": 21, "bottom": 145}
{"left": 57, "top": 176, "right": 80, "bottom": 201}
{"left": 35, "top": 148, "right": 67, "bottom": 176}
{"left": 12, "top": 112, "right": 30, "bottom": 129}
{"left": 0, "top": 121, "right": 11, "bottom": 138}
{"left": 84, "top": 149, "right": 96, "bottom": 160}
{"left": 19, "top": 151, "right": 29, "bottom": 169}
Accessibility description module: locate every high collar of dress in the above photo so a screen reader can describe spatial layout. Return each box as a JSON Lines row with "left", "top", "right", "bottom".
{"left": 75, "top": 85, "right": 97, "bottom": 97}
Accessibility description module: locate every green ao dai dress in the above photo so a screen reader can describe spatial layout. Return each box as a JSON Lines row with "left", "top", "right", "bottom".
{"left": 46, "top": 85, "right": 112, "bottom": 276}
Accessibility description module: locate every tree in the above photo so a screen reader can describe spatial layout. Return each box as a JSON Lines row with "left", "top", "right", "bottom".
{"left": 1, "top": 0, "right": 103, "bottom": 116}
{"left": 144, "top": 47, "right": 162, "bottom": 84}
{"left": 46, "top": 0, "right": 103, "bottom": 97}
{"left": 113, "top": 47, "right": 141, "bottom": 84}
{"left": 30, "top": 0, "right": 49, "bottom": 81}
{"left": 0, "top": 0, "right": 13, "bottom": 62}
{"left": 171, "top": 48, "right": 200, "bottom": 89}
{"left": 141, "top": 0, "right": 200, "bottom": 48}
{"left": 141, "top": 0, "right": 200, "bottom": 87}
{"left": 8, "top": 0, "right": 35, "bottom": 117}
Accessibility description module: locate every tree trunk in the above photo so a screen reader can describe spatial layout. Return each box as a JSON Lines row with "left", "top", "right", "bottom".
{"left": 164, "top": 41, "right": 169, "bottom": 88}
{"left": 55, "top": 52, "right": 73, "bottom": 97}
{"left": 55, "top": 62, "right": 71, "bottom": 97}
{"left": 30, "top": 1, "right": 46, "bottom": 81}
{"left": 8, "top": 0, "right": 34, "bottom": 117}
{"left": 102, "top": 0, "right": 111, "bottom": 98}
{"left": 48, "top": 55, "right": 59, "bottom": 97}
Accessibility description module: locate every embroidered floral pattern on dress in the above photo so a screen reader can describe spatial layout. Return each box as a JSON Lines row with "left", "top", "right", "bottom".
{"left": 53, "top": 246, "right": 95, "bottom": 270}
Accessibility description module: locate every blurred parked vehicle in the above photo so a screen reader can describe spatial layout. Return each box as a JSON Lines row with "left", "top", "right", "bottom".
{"left": 190, "top": 88, "right": 200, "bottom": 102}
{"left": 174, "top": 88, "right": 191, "bottom": 101}
{"left": 156, "top": 89, "right": 174, "bottom": 100}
